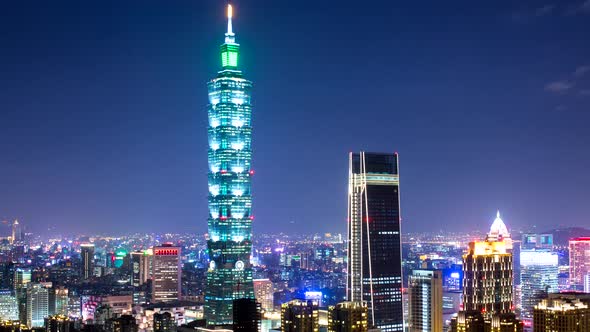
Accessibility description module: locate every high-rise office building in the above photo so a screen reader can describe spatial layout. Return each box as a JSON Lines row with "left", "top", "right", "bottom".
{"left": 232, "top": 298, "right": 261, "bottom": 332}
{"left": 408, "top": 270, "right": 443, "bottom": 332}
{"left": 462, "top": 237, "right": 513, "bottom": 317}
{"left": 0, "top": 290, "right": 19, "bottom": 321}
{"left": 80, "top": 244, "right": 95, "bottom": 280}
{"left": 328, "top": 301, "right": 368, "bottom": 332}
{"left": 14, "top": 268, "right": 31, "bottom": 323}
{"left": 347, "top": 152, "right": 403, "bottom": 332}
{"left": 131, "top": 250, "right": 152, "bottom": 287}
{"left": 48, "top": 286, "right": 69, "bottom": 316}
{"left": 569, "top": 237, "right": 590, "bottom": 291}
{"left": 451, "top": 214, "right": 522, "bottom": 332}
{"left": 26, "top": 283, "right": 49, "bottom": 328}
{"left": 253, "top": 279, "right": 273, "bottom": 311}
{"left": 519, "top": 250, "right": 558, "bottom": 323}
{"left": 152, "top": 244, "right": 181, "bottom": 303}
{"left": 281, "top": 299, "right": 319, "bottom": 332}
{"left": 205, "top": 4, "right": 255, "bottom": 326}
{"left": 533, "top": 296, "right": 590, "bottom": 331}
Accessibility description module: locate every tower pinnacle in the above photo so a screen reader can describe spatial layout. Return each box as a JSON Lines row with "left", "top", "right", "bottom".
{"left": 225, "top": 4, "right": 235, "bottom": 43}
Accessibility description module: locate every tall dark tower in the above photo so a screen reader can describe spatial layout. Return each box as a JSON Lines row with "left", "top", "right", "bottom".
{"left": 347, "top": 152, "right": 403, "bottom": 331}
{"left": 205, "top": 4, "right": 255, "bottom": 326}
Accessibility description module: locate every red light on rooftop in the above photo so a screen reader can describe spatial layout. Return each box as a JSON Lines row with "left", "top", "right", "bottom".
{"left": 249, "top": 216, "right": 254, "bottom": 220}
{"left": 220, "top": 170, "right": 227, "bottom": 174}
{"left": 571, "top": 237, "right": 590, "bottom": 242}
{"left": 220, "top": 216, "right": 227, "bottom": 220}
{"left": 249, "top": 170, "right": 255, "bottom": 175}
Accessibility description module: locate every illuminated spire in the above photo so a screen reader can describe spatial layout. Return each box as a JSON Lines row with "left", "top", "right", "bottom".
{"left": 225, "top": 4, "right": 235, "bottom": 43}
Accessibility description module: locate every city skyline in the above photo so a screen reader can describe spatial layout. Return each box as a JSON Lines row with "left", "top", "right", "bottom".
{"left": 1, "top": 0, "right": 590, "bottom": 235}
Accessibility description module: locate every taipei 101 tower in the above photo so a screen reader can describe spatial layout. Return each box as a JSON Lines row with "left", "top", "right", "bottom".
{"left": 204, "top": 4, "right": 255, "bottom": 326}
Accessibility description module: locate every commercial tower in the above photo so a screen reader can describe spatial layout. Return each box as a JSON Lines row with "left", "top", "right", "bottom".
{"left": 253, "top": 279, "right": 274, "bottom": 311}
{"left": 151, "top": 244, "right": 181, "bottom": 303}
{"left": 569, "top": 237, "right": 590, "bottom": 291}
{"left": 281, "top": 299, "right": 319, "bottom": 332}
{"left": 451, "top": 213, "right": 522, "bottom": 332}
{"left": 407, "top": 270, "right": 443, "bottom": 332}
{"left": 519, "top": 250, "right": 558, "bottom": 323}
{"left": 328, "top": 301, "right": 369, "bottom": 332}
{"left": 26, "top": 283, "right": 49, "bottom": 328}
{"left": 533, "top": 296, "right": 590, "bottom": 331}
{"left": 205, "top": 4, "right": 255, "bottom": 325}
{"left": 80, "top": 244, "right": 94, "bottom": 280}
{"left": 347, "top": 152, "right": 403, "bottom": 331}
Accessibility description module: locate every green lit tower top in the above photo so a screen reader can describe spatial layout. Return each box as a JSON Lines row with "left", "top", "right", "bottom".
{"left": 205, "top": 4, "right": 255, "bottom": 326}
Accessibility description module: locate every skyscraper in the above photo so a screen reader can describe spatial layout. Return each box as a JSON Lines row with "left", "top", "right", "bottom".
{"left": 347, "top": 152, "right": 403, "bottom": 331}
{"left": 0, "top": 290, "right": 19, "bottom": 321}
{"left": 152, "top": 244, "right": 181, "bottom": 303}
{"left": 569, "top": 237, "right": 590, "bottom": 291}
{"left": 519, "top": 250, "right": 558, "bottom": 323}
{"left": 252, "top": 279, "right": 274, "bottom": 312}
{"left": 462, "top": 239, "right": 513, "bottom": 316}
{"left": 281, "top": 299, "right": 319, "bottom": 332}
{"left": 26, "top": 283, "right": 49, "bottom": 328}
{"left": 408, "top": 270, "right": 443, "bottom": 332}
{"left": 232, "top": 298, "right": 261, "bottom": 332}
{"left": 205, "top": 4, "right": 254, "bottom": 326}
{"left": 80, "top": 244, "right": 95, "bottom": 280}
{"left": 533, "top": 296, "right": 590, "bottom": 331}
{"left": 328, "top": 301, "right": 368, "bottom": 332}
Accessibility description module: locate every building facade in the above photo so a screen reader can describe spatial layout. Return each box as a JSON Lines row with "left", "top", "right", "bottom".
{"left": 80, "top": 244, "right": 95, "bottom": 280}
{"left": 462, "top": 239, "right": 513, "bottom": 316}
{"left": 281, "top": 299, "right": 319, "bottom": 332}
{"left": 26, "top": 283, "right": 49, "bottom": 328}
{"left": 0, "top": 290, "right": 19, "bottom": 321}
{"left": 253, "top": 279, "right": 273, "bottom": 312}
{"left": 328, "top": 301, "right": 368, "bottom": 332}
{"left": 152, "top": 245, "right": 181, "bottom": 303}
{"left": 408, "top": 270, "right": 442, "bottom": 332}
{"left": 205, "top": 4, "right": 255, "bottom": 325}
{"left": 569, "top": 237, "right": 590, "bottom": 291}
{"left": 347, "top": 152, "right": 403, "bottom": 331}
{"left": 519, "top": 250, "right": 558, "bottom": 323}
{"left": 533, "top": 296, "right": 590, "bottom": 331}
{"left": 232, "top": 298, "right": 261, "bottom": 332}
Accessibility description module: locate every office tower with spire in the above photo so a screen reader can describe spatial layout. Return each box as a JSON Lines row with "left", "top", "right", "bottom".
{"left": 451, "top": 212, "right": 522, "bottom": 332}
{"left": 205, "top": 4, "right": 255, "bottom": 325}
{"left": 347, "top": 152, "right": 403, "bottom": 331}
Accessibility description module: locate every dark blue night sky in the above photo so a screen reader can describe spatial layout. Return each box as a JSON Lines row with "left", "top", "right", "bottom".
{"left": 1, "top": 0, "right": 589, "bottom": 235}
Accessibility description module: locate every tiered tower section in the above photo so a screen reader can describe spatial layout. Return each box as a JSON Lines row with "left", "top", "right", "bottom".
{"left": 205, "top": 4, "right": 255, "bottom": 325}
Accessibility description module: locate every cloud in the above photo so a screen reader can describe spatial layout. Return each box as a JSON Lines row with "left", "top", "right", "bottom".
{"left": 580, "top": 89, "right": 590, "bottom": 96}
{"left": 535, "top": 5, "right": 555, "bottom": 16}
{"left": 574, "top": 65, "right": 590, "bottom": 77}
{"left": 565, "top": 0, "right": 590, "bottom": 15}
{"left": 510, "top": 4, "right": 556, "bottom": 22}
{"left": 555, "top": 105, "right": 567, "bottom": 111}
{"left": 545, "top": 81, "right": 574, "bottom": 93}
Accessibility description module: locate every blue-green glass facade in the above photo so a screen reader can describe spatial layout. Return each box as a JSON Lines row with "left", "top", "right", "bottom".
{"left": 204, "top": 8, "right": 254, "bottom": 326}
